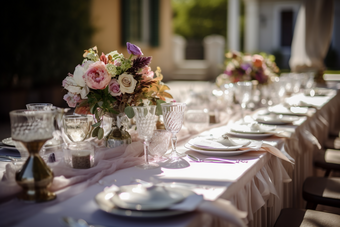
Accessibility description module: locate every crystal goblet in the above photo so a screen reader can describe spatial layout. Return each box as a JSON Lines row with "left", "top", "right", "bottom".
{"left": 161, "top": 102, "right": 186, "bottom": 160}
{"left": 10, "top": 109, "right": 56, "bottom": 202}
{"left": 235, "top": 82, "right": 252, "bottom": 122}
{"left": 149, "top": 129, "right": 171, "bottom": 163}
{"left": 132, "top": 105, "right": 158, "bottom": 169}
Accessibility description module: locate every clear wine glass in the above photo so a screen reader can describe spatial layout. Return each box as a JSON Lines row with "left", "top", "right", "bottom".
{"left": 62, "top": 115, "right": 91, "bottom": 144}
{"left": 272, "top": 77, "right": 287, "bottom": 104}
{"left": 149, "top": 129, "right": 172, "bottom": 163}
{"left": 161, "top": 102, "right": 186, "bottom": 160}
{"left": 132, "top": 105, "right": 158, "bottom": 169}
{"left": 10, "top": 109, "right": 56, "bottom": 202}
{"left": 235, "top": 82, "right": 252, "bottom": 122}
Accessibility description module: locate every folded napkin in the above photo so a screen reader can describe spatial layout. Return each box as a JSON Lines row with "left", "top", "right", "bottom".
{"left": 260, "top": 143, "right": 294, "bottom": 164}
{"left": 169, "top": 193, "right": 247, "bottom": 227}
{"left": 197, "top": 199, "right": 247, "bottom": 227}
{"left": 235, "top": 141, "right": 294, "bottom": 164}
{"left": 0, "top": 142, "right": 145, "bottom": 203}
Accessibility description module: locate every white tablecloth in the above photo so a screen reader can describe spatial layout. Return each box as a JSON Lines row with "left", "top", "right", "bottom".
{"left": 0, "top": 88, "right": 337, "bottom": 227}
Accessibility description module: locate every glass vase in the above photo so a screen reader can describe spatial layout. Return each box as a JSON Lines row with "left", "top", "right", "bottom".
{"left": 105, "top": 113, "right": 132, "bottom": 148}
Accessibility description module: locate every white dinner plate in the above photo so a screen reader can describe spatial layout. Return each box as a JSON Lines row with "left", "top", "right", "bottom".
{"left": 184, "top": 141, "right": 262, "bottom": 156}
{"left": 2, "top": 137, "right": 15, "bottom": 147}
{"left": 268, "top": 105, "right": 308, "bottom": 116}
{"left": 230, "top": 123, "right": 276, "bottom": 134}
{"left": 224, "top": 131, "right": 274, "bottom": 139}
{"left": 111, "top": 185, "right": 187, "bottom": 211}
{"left": 255, "top": 115, "right": 299, "bottom": 125}
{"left": 187, "top": 137, "right": 244, "bottom": 151}
{"left": 95, "top": 185, "right": 194, "bottom": 218}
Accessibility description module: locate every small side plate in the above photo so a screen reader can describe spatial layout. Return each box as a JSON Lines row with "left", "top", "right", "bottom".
{"left": 2, "top": 137, "right": 15, "bottom": 147}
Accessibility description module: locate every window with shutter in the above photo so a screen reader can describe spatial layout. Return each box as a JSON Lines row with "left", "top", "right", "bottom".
{"left": 121, "top": 0, "right": 159, "bottom": 47}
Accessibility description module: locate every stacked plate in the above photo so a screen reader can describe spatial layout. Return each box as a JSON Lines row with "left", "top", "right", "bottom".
{"left": 95, "top": 183, "right": 196, "bottom": 218}
{"left": 224, "top": 122, "right": 276, "bottom": 139}
{"left": 268, "top": 104, "right": 309, "bottom": 116}
{"left": 1, "top": 137, "right": 17, "bottom": 150}
{"left": 255, "top": 115, "right": 299, "bottom": 125}
{"left": 184, "top": 137, "right": 261, "bottom": 156}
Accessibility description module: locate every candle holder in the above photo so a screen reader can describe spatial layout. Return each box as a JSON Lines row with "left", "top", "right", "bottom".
{"left": 10, "top": 109, "right": 56, "bottom": 202}
{"left": 63, "top": 142, "right": 95, "bottom": 169}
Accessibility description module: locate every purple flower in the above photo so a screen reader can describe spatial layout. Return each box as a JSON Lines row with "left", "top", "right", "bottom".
{"left": 126, "top": 42, "right": 143, "bottom": 56}
{"left": 240, "top": 63, "right": 251, "bottom": 71}
{"left": 133, "top": 56, "right": 152, "bottom": 69}
{"left": 255, "top": 71, "right": 268, "bottom": 84}
{"left": 108, "top": 79, "right": 121, "bottom": 96}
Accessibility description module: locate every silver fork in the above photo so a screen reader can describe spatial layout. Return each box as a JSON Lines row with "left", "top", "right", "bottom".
{"left": 187, "top": 154, "right": 248, "bottom": 164}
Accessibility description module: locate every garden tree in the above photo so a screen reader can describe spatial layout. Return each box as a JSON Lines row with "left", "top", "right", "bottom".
{"left": 172, "top": 0, "right": 227, "bottom": 40}
{"left": 1, "top": 0, "right": 93, "bottom": 89}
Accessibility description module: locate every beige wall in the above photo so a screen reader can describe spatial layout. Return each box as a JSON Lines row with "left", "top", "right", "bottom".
{"left": 91, "top": 0, "right": 174, "bottom": 81}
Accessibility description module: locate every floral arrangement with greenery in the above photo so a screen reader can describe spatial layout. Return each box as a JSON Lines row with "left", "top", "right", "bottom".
{"left": 216, "top": 51, "right": 279, "bottom": 87}
{"left": 62, "top": 42, "right": 173, "bottom": 139}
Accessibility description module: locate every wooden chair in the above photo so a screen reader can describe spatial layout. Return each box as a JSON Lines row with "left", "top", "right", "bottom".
{"left": 274, "top": 208, "right": 340, "bottom": 227}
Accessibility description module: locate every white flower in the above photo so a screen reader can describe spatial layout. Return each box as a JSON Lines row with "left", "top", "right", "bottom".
{"left": 107, "top": 51, "right": 123, "bottom": 60}
{"left": 73, "top": 65, "right": 86, "bottom": 87}
{"left": 106, "top": 64, "right": 117, "bottom": 76}
{"left": 142, "top": 99, "right": 150, "bottom": 106}
{"left": 62, "top": 62, "right": 93, "bottom": 99}
{"left": 117, "top": 73, "right": 137, "bottom": 94}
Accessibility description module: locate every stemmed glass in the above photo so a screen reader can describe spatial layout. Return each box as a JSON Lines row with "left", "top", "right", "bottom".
{"left": 10, "top": 109, "right": 56, "bottom": 202}
{"left": 132, "top": 105, "right": 158, "bottom": 169}
{"left": 272, "top": 77, "right": 287, "bottom": 104}
{"left": 149, "top": 129, "right": 171, "bottom": 163}
{"left": 161, "top": 102, "right": 186, "bottom": 160}
{"left": 235, "top": 82, "right": 252, "bottom": 122}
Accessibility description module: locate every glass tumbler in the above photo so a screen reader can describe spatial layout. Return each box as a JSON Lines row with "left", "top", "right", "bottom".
{"left": 63, "top": 141, "right": 95, "bottom": 169}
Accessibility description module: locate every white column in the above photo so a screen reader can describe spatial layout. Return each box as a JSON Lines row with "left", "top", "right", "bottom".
{"left": 228, "top": 0, "right": 240, "bottom": 51}
{"left": 244, "top": 0, "right": 259, "bottom": 53}
{"left": 172, "top": 35, "right": 187, "bottom": 66}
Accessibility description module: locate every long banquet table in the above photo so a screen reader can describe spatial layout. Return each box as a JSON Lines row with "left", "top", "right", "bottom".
{"left": 0, "top": 88, "right": 338, "bottom": 227}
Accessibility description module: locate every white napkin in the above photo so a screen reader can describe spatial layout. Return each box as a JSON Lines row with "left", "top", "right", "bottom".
{"left": 170, "top": 194, "right": 204, "bottom": 211}
{"left": 260, "top": 143, "right": 295, "bottom": 164}
{"left": 197, "top": 199, "right": 247, "bottom": 227}
{"left": 231, "top": 122, "right": 276, "bottom": 133}
{"left": 170, "top": 194, "right": 247, "bottom": 227}
{"left": 188, "top": 137, "right": 244, "bottom": 150}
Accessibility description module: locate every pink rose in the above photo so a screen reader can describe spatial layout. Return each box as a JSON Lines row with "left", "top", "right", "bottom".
{"left": 140, "top": 66, "right": 154, "bottom": 80}
{"left": 84, "top": 61, "right": 111, "bottom": 90}
{"left": 114, "top": 60, "right": 121, "bottom": 67}
{"left": 108, "top": 79, "right": 121, "bottom": 96}
{"left": 252, "top": 54, "right": 264, "bottom": 68}
{"left": 63, "top": 93, "right": 81, "bottom": 108}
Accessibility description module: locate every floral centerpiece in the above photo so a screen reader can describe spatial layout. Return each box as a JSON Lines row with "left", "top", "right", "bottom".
{"left": 62, "top": 42, "right": 173, "bottom": 142}
{"left": 216, "top": 51, "right": 279, "bottom": 87}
